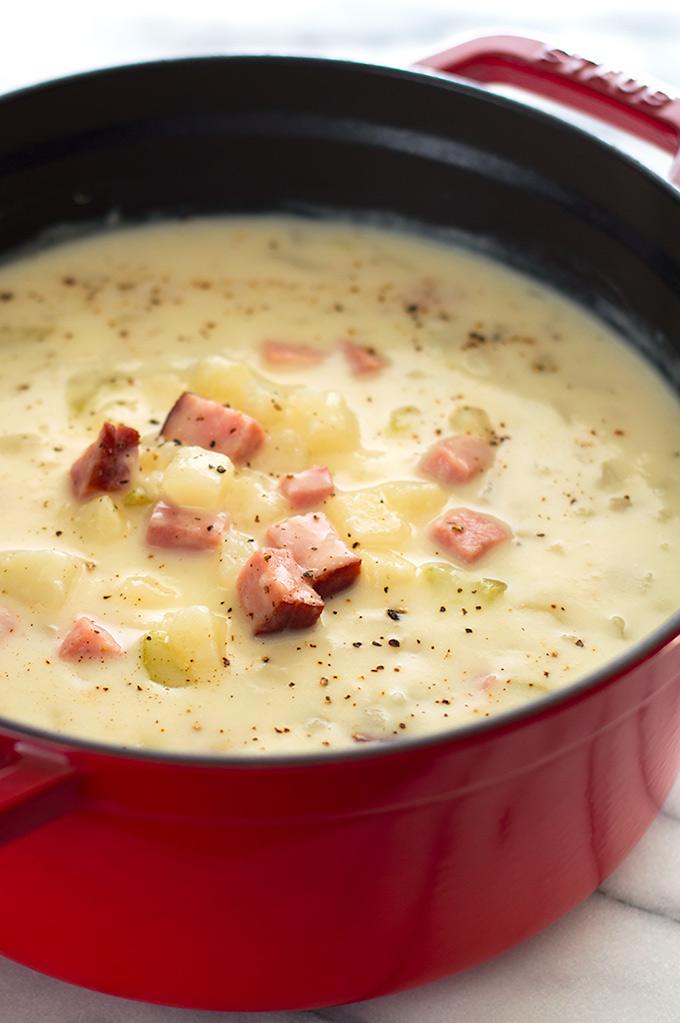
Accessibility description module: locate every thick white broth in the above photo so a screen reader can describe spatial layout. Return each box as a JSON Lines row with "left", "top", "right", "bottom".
{"left": 0, "top": 216, "right": 677, "bottom": 753}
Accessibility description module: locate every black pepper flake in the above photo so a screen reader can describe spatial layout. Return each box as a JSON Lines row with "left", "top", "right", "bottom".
{"left": 575, "top": 638, "right": 584, "bottom": 647}
{"left": 352, "top": 641, "right": 362, "bottom": 648}
{"left": 386, "top": 609, "right": 401, "bottom": 621}
{"left": 216, "top": 464, "right": 227, "bottom": 474}
{"left": 465, "top": 627, "right": 473, "bottom": 634}
{"left": 388, "top": 638, "right": 400, "bottom": 648}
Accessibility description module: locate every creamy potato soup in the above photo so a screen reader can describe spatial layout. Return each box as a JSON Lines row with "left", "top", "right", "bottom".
{"left": 0, "top": 216, "right": 677, "bottom": 754}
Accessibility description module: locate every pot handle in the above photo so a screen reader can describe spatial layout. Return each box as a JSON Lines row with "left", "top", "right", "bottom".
{"left": 0, "top": 742, "right": 78, "bottom": 843}
{"left": 414, "top": 35, "right": 680, "bottom": 184}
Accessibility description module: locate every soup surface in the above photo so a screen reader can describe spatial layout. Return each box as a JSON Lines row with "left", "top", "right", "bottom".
{"left": 0, "top": 216, "right": 677, "bottom": 754}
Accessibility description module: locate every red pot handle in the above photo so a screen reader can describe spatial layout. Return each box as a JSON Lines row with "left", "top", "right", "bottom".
{"left": 414, "top": 35, "right": 680, "bottom": 184}
{"left": 0, "top": 742, "right": 78, "bottom": 843}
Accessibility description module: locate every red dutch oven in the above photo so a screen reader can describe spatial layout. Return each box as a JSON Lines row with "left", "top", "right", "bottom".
{"left": 0, "top": 35, "right": 679, "bottom": 1011}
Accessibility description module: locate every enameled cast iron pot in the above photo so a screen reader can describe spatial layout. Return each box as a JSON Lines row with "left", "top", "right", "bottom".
{"left": 1, "top": 35, "right": 679, "bottom": 1011}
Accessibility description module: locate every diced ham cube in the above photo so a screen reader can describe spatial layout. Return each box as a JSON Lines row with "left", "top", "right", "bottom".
{"left": 261, "top": 340, "right": 326, "bottom": 367}
{"left": 237, "top": 547, "right": 324, "bottom": 635}
{"left": 59, "top": 616, "right": 123, "bottom": 661}
{"left": 161, "top": 392, "right": 264, "bottom": 463}
{"left": 0, "top": 606, "right": 17, "bottom": 640}
{"left": 419, "top": 435, "right": 494, "bottom": 485}
{"left": 279, "top": 466, "right": 334, "bottom": 509}
{"left": 430, "top": 507, "right": 510, "bottom": 564}
{"left": 266, "top": 512, "right": 361, "bottom": 597}
{"left": 70, "top": 421, "right": 140, "bottom": 501}
{"left": 146, "top": 501, "right": 228, "bottom": 551}
{"left": 340, "top": 340, "right": 387, "bottom": 376}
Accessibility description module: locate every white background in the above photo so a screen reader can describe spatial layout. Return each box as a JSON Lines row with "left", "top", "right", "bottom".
{"left": 0, "top": 0, "right": 679, "bottom": 90}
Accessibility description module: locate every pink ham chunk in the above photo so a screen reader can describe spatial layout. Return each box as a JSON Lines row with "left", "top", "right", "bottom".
{"left": 59, "top": 616, "right": 123, "bottom": 661}
{"left": 279, "top": 466, "right": 334, "bottom": 509}
{"left": 70, "top": 421, "right": 140, "bottom": 501}
{"left": 430, "top": 507, "right": 510, "bottom": 564}
{"left": 419, "top": 435, "right": 494, "bottom": 485}
{"left": 161, "top": 392, "right": 264, "bottom": 463}
{"left": 261, "top": 339, "right": 326, "bottom": 367}
{"left": 340, "top": 340, "right": 387, "bottom": 376}
{"left": 0, "top": 606, "right": 17, "bottom": 640}
{"left": 237, "top": 547, "right": 324, "bottom": 635}
{"left": 266, "top": 512, "right": 361, "bottom": 597}
{"left": 146, "top": 501, "right": 228, "bottom": 551}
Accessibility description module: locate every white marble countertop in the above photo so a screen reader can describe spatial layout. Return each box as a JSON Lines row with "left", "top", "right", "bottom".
{"left": 1, "top": 2, "right": 679, "bottom": 1020}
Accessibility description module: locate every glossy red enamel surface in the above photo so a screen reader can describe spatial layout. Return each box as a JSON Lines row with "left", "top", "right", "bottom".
{"left": 1, "top": 634, "right": 679, "bottom": 1009}
{"left": 416, "top": 35, "right": 680, "bottom": 183}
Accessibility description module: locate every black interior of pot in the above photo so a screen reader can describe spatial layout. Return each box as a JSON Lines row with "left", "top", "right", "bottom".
{"left": 0, "top": 56, "right": 679, "bottom": 387}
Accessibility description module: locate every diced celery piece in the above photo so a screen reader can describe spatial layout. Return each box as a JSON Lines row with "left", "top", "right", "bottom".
{"left": 418, "top": 561, "right": 463, "bottom": 589}
{"left": 387, "top": 405, "right": 420, "bottom": 433}
{"left": 448, "top": 405, "right": 494, "bottom": 440}
{"left": 477, "top": 578, "right": 507, "bottom": 603}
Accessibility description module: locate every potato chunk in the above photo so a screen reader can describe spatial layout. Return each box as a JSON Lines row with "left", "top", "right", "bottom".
{"left": 218, "top": 530, "right": 258, "bottom": 588}
{"left": 0, "top": 549, "right": 86, "bottom": 610}
{"left": 379, "top": 481, "right": 446, "bottom": 522}
{"left": 142, "top": 605, "right": 225, "bottom": 687}
{"left": 191, "top": 357, "right": 284, "bottom": 428}
{"left": 75, "top": 495, "right": 128, "bottom": 540}
{"left": 139, "top": 371, "right": 188, "bottom": 411}
{"left": 361, "top": 550, "right": 416, "bottom": 606}
{"left": 286, "top": 389, "right": 360, "bottom": 456}
{"left": 327, "top": 488, "right": 410, "bottom": 548}
{"left": 221, "top": 471, "right": 288, "bottom": 530}
{"left": 162, "top": 446, "right": 234, "bottom": 510}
